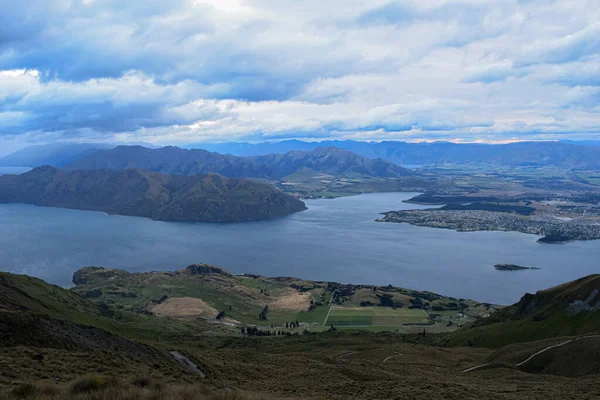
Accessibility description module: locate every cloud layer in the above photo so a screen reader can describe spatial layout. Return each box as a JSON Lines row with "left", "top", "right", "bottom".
{"left": 0, "top": 0, "right": 598, "bottom": 147}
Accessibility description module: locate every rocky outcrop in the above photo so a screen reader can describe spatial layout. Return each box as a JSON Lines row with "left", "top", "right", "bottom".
{"left": 567, "top": 289, "right": 600, "bottom": 315}
{"left": 84, "top": 289, "right": 103, "bottom": 299}
{"left": 183, "top": 264, "right": 230, "bottom": 276}
{"left": 73, "top": 267, "right": 107, "bottom": 285}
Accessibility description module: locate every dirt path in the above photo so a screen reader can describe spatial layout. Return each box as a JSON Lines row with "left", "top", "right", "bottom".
{"left": 515, "top": 334, "right": 600, "bottom": 367}
{"left": 461, "top": 334, "right": 600, "bottom": 373}
{"left": 383, "top": 353, "right": 403, "bottom": 363}
{"left": 170, "top": 351, "right": 205, "bottom": 378}
{"left": 322, "top": 289, "right": 338, "bottom": 327}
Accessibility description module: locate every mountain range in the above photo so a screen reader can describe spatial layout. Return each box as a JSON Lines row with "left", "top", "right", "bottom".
{"left": 196, "top": 140, "right": 600, "bottom": 169}
{"left": 0, "top": 166, "right": 306, "bottom": 222}
{"left": 5, "top": 140, "right": 600, "bottom": 171}
{"left": 67, "top": 145, "right": 417, "bottom": 179}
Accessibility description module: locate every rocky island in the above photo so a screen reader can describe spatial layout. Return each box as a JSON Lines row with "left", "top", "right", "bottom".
{"left": 377, "top": 209, "right": 600, "bottom": 243}
{"left": 0, "top": 166, "right": 307, "bottom": 222}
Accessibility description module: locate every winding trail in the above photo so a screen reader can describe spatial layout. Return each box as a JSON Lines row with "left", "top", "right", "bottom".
{"left": 461, "top": 334, "right": 600, "bottom": 373}
{"left": 383, "top": 353, "right": 403, "bottom": 363}
{"left": 337, "top": 350, "right": 404, "bottom": 363}
{"left": 337, "top": 351, "right": 359, "bottom": 360}
{"left": 514, "top": 334, "right": 600, "bottom": 367}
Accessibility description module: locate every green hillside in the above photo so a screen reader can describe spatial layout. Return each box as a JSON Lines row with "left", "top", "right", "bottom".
{"left": 2, "top": 269, "right": 600, "bottom": 399}
{"left": 443, "top": 275, "right": 600, "bottom": 348}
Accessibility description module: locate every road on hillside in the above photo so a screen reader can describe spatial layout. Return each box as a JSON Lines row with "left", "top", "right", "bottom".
{"left": 461, "top": 334, "right": 600, "bottom": 373}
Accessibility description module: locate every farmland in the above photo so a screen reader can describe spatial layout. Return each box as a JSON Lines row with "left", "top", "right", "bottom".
{"left": 325, "top": 306, "right": 428, "bottom": 327}
{"left": 71, "top": 265, "right": 497, "bottom": 334}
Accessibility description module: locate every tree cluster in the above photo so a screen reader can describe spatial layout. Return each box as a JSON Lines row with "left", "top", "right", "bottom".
{"left": 285, "top": 320, "right": 300, "bottom": 329}
{"left": 241, "top": 327, "right": 299, "bottom": 337}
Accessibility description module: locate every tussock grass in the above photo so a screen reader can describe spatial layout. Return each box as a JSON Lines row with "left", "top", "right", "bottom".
{"left": 2, "top": 379, "right": 259, "bottom": 400}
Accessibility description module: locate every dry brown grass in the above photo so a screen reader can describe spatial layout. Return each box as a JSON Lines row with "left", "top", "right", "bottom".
{"left": 1, "top": 380, "right": 263, "bottom": 400}
{"left": 151, "top": 298, "right": 219, "bottom": 318}
{"left": 4, "top": 333, "right": 600, "bottom": 399}
{"left": 268, "top": 290, "right": 310, "bottom": 312}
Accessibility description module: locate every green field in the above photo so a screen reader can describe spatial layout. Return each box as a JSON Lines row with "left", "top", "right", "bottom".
{"left": 325, "top": 306, "right": 429, "bottom": 327}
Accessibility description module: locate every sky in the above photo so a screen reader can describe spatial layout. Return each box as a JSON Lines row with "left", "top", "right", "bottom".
{"left": 0, "top": 0, "right": 599, "bottom": 155}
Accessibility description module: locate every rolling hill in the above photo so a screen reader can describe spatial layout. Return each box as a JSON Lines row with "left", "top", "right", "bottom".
{"left": 2, "top": 268, "right": 600, "bottom": 399}
{"left": 0, "top": 272, "right": 197, "bottom": 392}
{"left": 444, "top": 274, "right": 600, "bottom": 348}
{"left": 0, "top": 166, "right": 306, "bottom": 222}
{"left": 66, "top": 145, "right": 418, "bottom": 179}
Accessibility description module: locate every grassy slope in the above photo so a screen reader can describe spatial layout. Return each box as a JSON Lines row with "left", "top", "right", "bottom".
{"left": 442, "top": 275, "right": 600, "bottom": 348}
{"left": 3, "top": 270, "right": 600, "bottom": 399}
{"left": 0, "top": 272, "right": 207, "bottom": 393}
{"left": 0, "top": 272, "right": 220, "bottom": 343}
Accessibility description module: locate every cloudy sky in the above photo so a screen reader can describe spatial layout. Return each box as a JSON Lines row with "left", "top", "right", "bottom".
{"left": 0, "top": 0, "right": 598, "bottom": 154}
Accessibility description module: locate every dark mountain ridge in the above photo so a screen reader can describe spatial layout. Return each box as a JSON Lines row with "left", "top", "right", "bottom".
{"left": 0, "top": 166, "right": 306, "bottom": 222}
{"left": 66, "top": 145, "right": 417, "bottom": 179}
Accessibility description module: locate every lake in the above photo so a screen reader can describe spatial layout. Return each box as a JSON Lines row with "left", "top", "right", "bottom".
{"left": 0, "top": 192, "right": 598, "bottom": 305}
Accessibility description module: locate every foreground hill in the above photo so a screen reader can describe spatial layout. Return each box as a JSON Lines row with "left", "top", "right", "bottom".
{"left": 445, "top": 274, "right": 600, "bottom": 348}
{"left": 2, "top": 269, "right": 600, "bottom": 398}
{"left": 67, "top": 145, "right": 417, "bottom": 179}
{"left": 0, "top": 272, "right": 200, "bottom": 390}
{"left": 0, "top": 166, "right": 306, "bottom": 222}
{"left": 198, "top": 140, "right": 600, "bottom": 169}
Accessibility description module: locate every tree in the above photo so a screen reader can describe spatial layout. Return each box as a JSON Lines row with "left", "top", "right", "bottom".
{"left": 216, "top": 311, "right": 226, "bottom": 320}
{"left": 258, "top": 305, "right": 269, "bottom": 321}
{"left": 241, "top": 327, "right": 246, "bottom": 335}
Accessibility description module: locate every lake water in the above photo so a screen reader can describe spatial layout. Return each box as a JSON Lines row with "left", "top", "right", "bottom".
{"left": 0, "top": 192, "right": 598, "bottom": 305}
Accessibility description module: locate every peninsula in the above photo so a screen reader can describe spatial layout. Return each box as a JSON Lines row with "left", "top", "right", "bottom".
{"left": 377, "top": 209, "right": 600, "bottom": 243}
{"left": 0, "top": 166, "right": 307, "bottom": 222}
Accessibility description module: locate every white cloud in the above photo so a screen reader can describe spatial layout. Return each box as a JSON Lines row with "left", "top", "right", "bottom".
{"left": 0, "top": 0, "right": 598, "bottom": 145}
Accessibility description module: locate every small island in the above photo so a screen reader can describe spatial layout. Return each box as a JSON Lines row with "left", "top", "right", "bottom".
{"left": 494, "top": 264, "right": 540, "bottom": 271}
